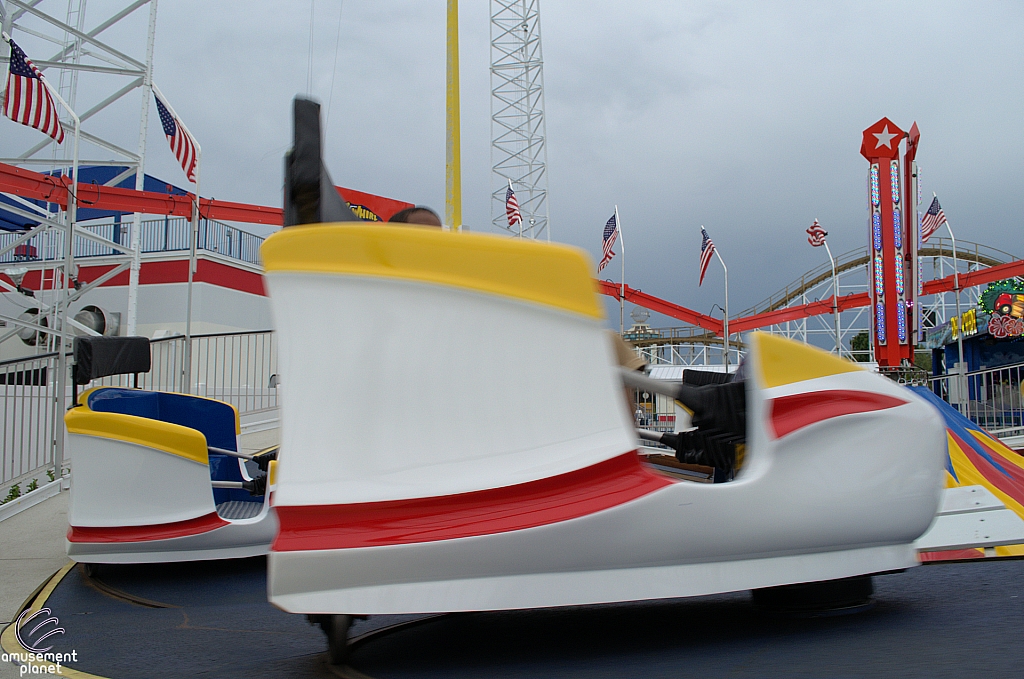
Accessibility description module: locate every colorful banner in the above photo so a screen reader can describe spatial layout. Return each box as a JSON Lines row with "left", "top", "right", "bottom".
{"left": 337, "top": 187, "right": 414, "bottom": 223}
{"left": 913, "top": 387, "right": 1024, "bottom": 561}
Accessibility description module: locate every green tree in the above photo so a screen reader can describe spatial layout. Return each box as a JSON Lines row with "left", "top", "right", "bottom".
{"left": 850, "top": 331, "right": 871, "bottom": 362}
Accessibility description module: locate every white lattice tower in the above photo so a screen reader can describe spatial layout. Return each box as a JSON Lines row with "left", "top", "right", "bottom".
{"left": 490, "top": 0, "right": 549, "bottom": 239}
{"left": 1, "top": 0, "right": 157, "bottom": 173}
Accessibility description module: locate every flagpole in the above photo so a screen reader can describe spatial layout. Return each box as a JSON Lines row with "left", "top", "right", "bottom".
{"left": 153, "top": 84, "right": 202, "bottom": 393}
{"left": 29, "top": 44, "right": 80, "bottom": 482}
{"left": 127, "top": 0, "right": 158, "bottom": 337}
{"left": 714, "top": 248, "right": 729, "bottom": 370}
{"left": 184, "top": 158, "right": 201, "bottom": 393}
{"left": 823, "top": 239, "right": 840, "bottom": 355}
{"left": 946, "top": 213, "right": 966, "bottom": 411}
{"left": 615, "top": 205, "right": 624, "bottom": 334}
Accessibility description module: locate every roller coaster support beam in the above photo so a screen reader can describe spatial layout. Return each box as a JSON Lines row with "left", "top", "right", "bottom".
{"left": 601, "top": 254, "right": 1024, "bottom": 339}
{"left": 726, "top": 259, "right": 1024, "bottom": 334}
{"left": 0, "top": 161, "right": 283, "bottom": 225}
{"left": 597, "top": 280, "right": 723, "bottom": 335}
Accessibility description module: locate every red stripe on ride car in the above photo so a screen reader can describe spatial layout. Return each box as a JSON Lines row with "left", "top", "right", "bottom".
{"left": 272, "top": 452, "right": 672, "bottom": 552}
{"left": 67, "top": 512, "right": 228, "bottom": 543}
{"left": 769, "top": 390, "right": 907, "bottom": 439}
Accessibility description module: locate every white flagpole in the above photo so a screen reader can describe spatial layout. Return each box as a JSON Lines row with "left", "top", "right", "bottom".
{"left": 184, "top": 159, "right": 201, "bottom": 393}
{"left": 22, "top": 36, "right": 81, "bottom": 481}
{"left": 714, "top": 247, "right": 729, "bottom": 370}
{"left": 945, "top": 207, "right": 966, "bottom": 410}
{"left": 822, "top": 238, "right": 840, "bottom": 355}
{"left": 153, "top": 83, "right": 202, "bottom": 393}
{"left": 127, "top": 0, "right": 158, "bottom": 337}
{"left": 616, "top": 205, "right": 624, "bottom": 334}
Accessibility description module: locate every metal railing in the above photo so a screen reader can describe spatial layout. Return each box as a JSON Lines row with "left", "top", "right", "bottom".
{"left": 929, "top": 362, "right": 1024, "bottom": 437}
{"left": 0, "top": 217, "right": 265, "bottom": 266}
{"left": 0, "top": 352, "right": 60, "bottom": 491}
{"left": 93, "top": 330, "right": 279, "bottom": 415}
{"left": 878, "top": 365, "right": 931, "bottom": 386}
{"left": 1, "top": 330, "right": 278, "bottom": 499}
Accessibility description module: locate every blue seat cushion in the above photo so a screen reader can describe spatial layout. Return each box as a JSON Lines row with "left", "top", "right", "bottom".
{"left": 88, "top": 388, "right": 237, "bottom": 451}
{"left": 87, "top": 388, "right": 263, "bottom": 504}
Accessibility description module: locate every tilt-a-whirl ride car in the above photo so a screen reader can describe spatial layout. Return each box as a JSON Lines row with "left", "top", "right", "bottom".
{"left": 256, "top": 98, "right": 948, "bottom": 663}
{"left": 261, "top": 222, "right": 946, "bottom": 618}
{"left": 63, "top": 335, "right": 277, "bottom": 564}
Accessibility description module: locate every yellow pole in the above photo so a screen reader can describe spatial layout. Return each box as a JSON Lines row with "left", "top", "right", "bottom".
{"left": 445, "top": 0, "right": 462, "bottom": 231}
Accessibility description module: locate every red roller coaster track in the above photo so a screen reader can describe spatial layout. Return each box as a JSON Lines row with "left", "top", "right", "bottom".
{"left": 597, "top": 254, "right": 1024, "bottom": 336}
{"left": 2, "top": 161, "right": 1022, "bottom": 335}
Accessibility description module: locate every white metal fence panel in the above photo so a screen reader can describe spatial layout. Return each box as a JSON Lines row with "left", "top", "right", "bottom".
{"left": 930, "top": 362, "right": 1024, "bottom": 437}
{"left": 1, "top": 331, "right": 277, "bottom": 499}
{"left": 0, "top": 353, "right": 59, "bottom": 489}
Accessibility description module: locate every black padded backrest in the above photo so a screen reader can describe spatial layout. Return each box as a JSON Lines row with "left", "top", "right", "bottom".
{"left": 682, "top": 368, "right": 732, "bottom": 386}
{"left": 283, "top": 97, "right": 360, "bottom": 226}
{"left": 73, "top": 336, "right": 151, "bottom": 384}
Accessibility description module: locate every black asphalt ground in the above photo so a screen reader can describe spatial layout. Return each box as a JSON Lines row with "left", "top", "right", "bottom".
{"left": 23, "top": 557, "right": 1024, "bottom": 678}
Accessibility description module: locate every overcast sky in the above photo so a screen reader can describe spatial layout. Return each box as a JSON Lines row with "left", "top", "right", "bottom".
{"left": 4, "top": 1, "right": 1023, "bottom": 329}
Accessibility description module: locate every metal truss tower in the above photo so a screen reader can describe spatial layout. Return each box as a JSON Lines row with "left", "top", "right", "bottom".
{"left": 490, "top": 0, "right": 549, "bottom": 239}
{"left": 1, "top": 1, "right": 156, "bottom": 174}
{"left": 0, "top": 0, "right": 158, "bottom": 334}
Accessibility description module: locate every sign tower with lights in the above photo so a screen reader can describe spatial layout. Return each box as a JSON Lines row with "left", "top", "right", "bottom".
{"left": 860, "top": 117, "right": 920, "bottom": 367}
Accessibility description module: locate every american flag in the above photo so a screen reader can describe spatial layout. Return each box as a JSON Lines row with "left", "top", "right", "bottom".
{"left": 920, "top": 195, "right": 946, "bottom": 243}
{"left": 3, "top": 38, "right": 64, "bottom": 144}
{"left": 806, "top": 219, "right": 828, "bottom": 247}
{"left": 699, "top": 227, "right": 715, "bottom": 286}
{"left": 597, "top": 213, "right": 618, "bottom": 273}
{"left": 505, "top": 180, "right": 522, "bottom": 229}
{"left": 155, "top": 93, "right": 197, "bottom": 183}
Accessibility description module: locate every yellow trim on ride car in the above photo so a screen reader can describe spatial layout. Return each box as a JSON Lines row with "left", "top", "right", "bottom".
{"left": 754, "top": 331, "right": 861, "bottom": 389}
{"left": 267, "top": 459, "right": 278, "bottom": 487}
{"left": 65, "top": 406, "right": 209, "bottom": 466}
{"left": 260, "top": 223, "right": 605, "bottom": 319}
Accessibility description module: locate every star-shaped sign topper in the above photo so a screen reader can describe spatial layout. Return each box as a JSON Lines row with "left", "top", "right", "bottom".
{"left": 860, "top": 117, "right": 906, "bottom": 160}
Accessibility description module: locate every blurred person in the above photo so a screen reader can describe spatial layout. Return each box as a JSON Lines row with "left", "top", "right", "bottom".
{"left": 389, "top": 206, "right": 442, "bottom": 227}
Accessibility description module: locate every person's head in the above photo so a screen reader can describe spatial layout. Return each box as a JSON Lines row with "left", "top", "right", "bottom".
{"left": 388, "top": 206, "right": 442, "bottom": 228}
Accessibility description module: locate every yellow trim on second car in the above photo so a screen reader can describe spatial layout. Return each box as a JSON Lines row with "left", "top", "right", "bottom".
{"left": 260, "top": 223, "right": 605, "bottom": 319}
{"left": 65, "top": 408, "right": 209, "bottom": 466}
{"left": 754, "top": 331, "right": 862, "bottom": 389}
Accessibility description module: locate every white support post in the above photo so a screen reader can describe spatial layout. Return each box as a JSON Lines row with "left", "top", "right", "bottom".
{"left": 151, "top": 83, "right": 201, "bottom": 393}
{"left": 184, "top": 160, "right": 200, "bottom": 393}
{"left": 23, "top": 54, "right": 82, "bottom": 481}
{"left": 823, "top": 240, "right": 841, "bottom": 355}
{"left": 947, "top": 218, "right": 966, "bottom": 411}
{"left": 616, "top": 205, "right": 624, "bottom": 334}
{"left": 715, "top": 248, "right": 730, "bottom": 370}
{"left": 126, "top": 0, "right": 157, "bottom": 337}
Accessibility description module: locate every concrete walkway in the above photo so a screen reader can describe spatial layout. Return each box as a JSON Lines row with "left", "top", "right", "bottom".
{"left": 0, "top": 491, "right": 70, "bottom": 627}
{"left": 0, "top": 490, "right": 69, "bottom": 679}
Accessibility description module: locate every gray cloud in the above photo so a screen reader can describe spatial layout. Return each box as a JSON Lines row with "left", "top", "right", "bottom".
{"left": 4, "top": 0, "right": 1022, "bottom": 330}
